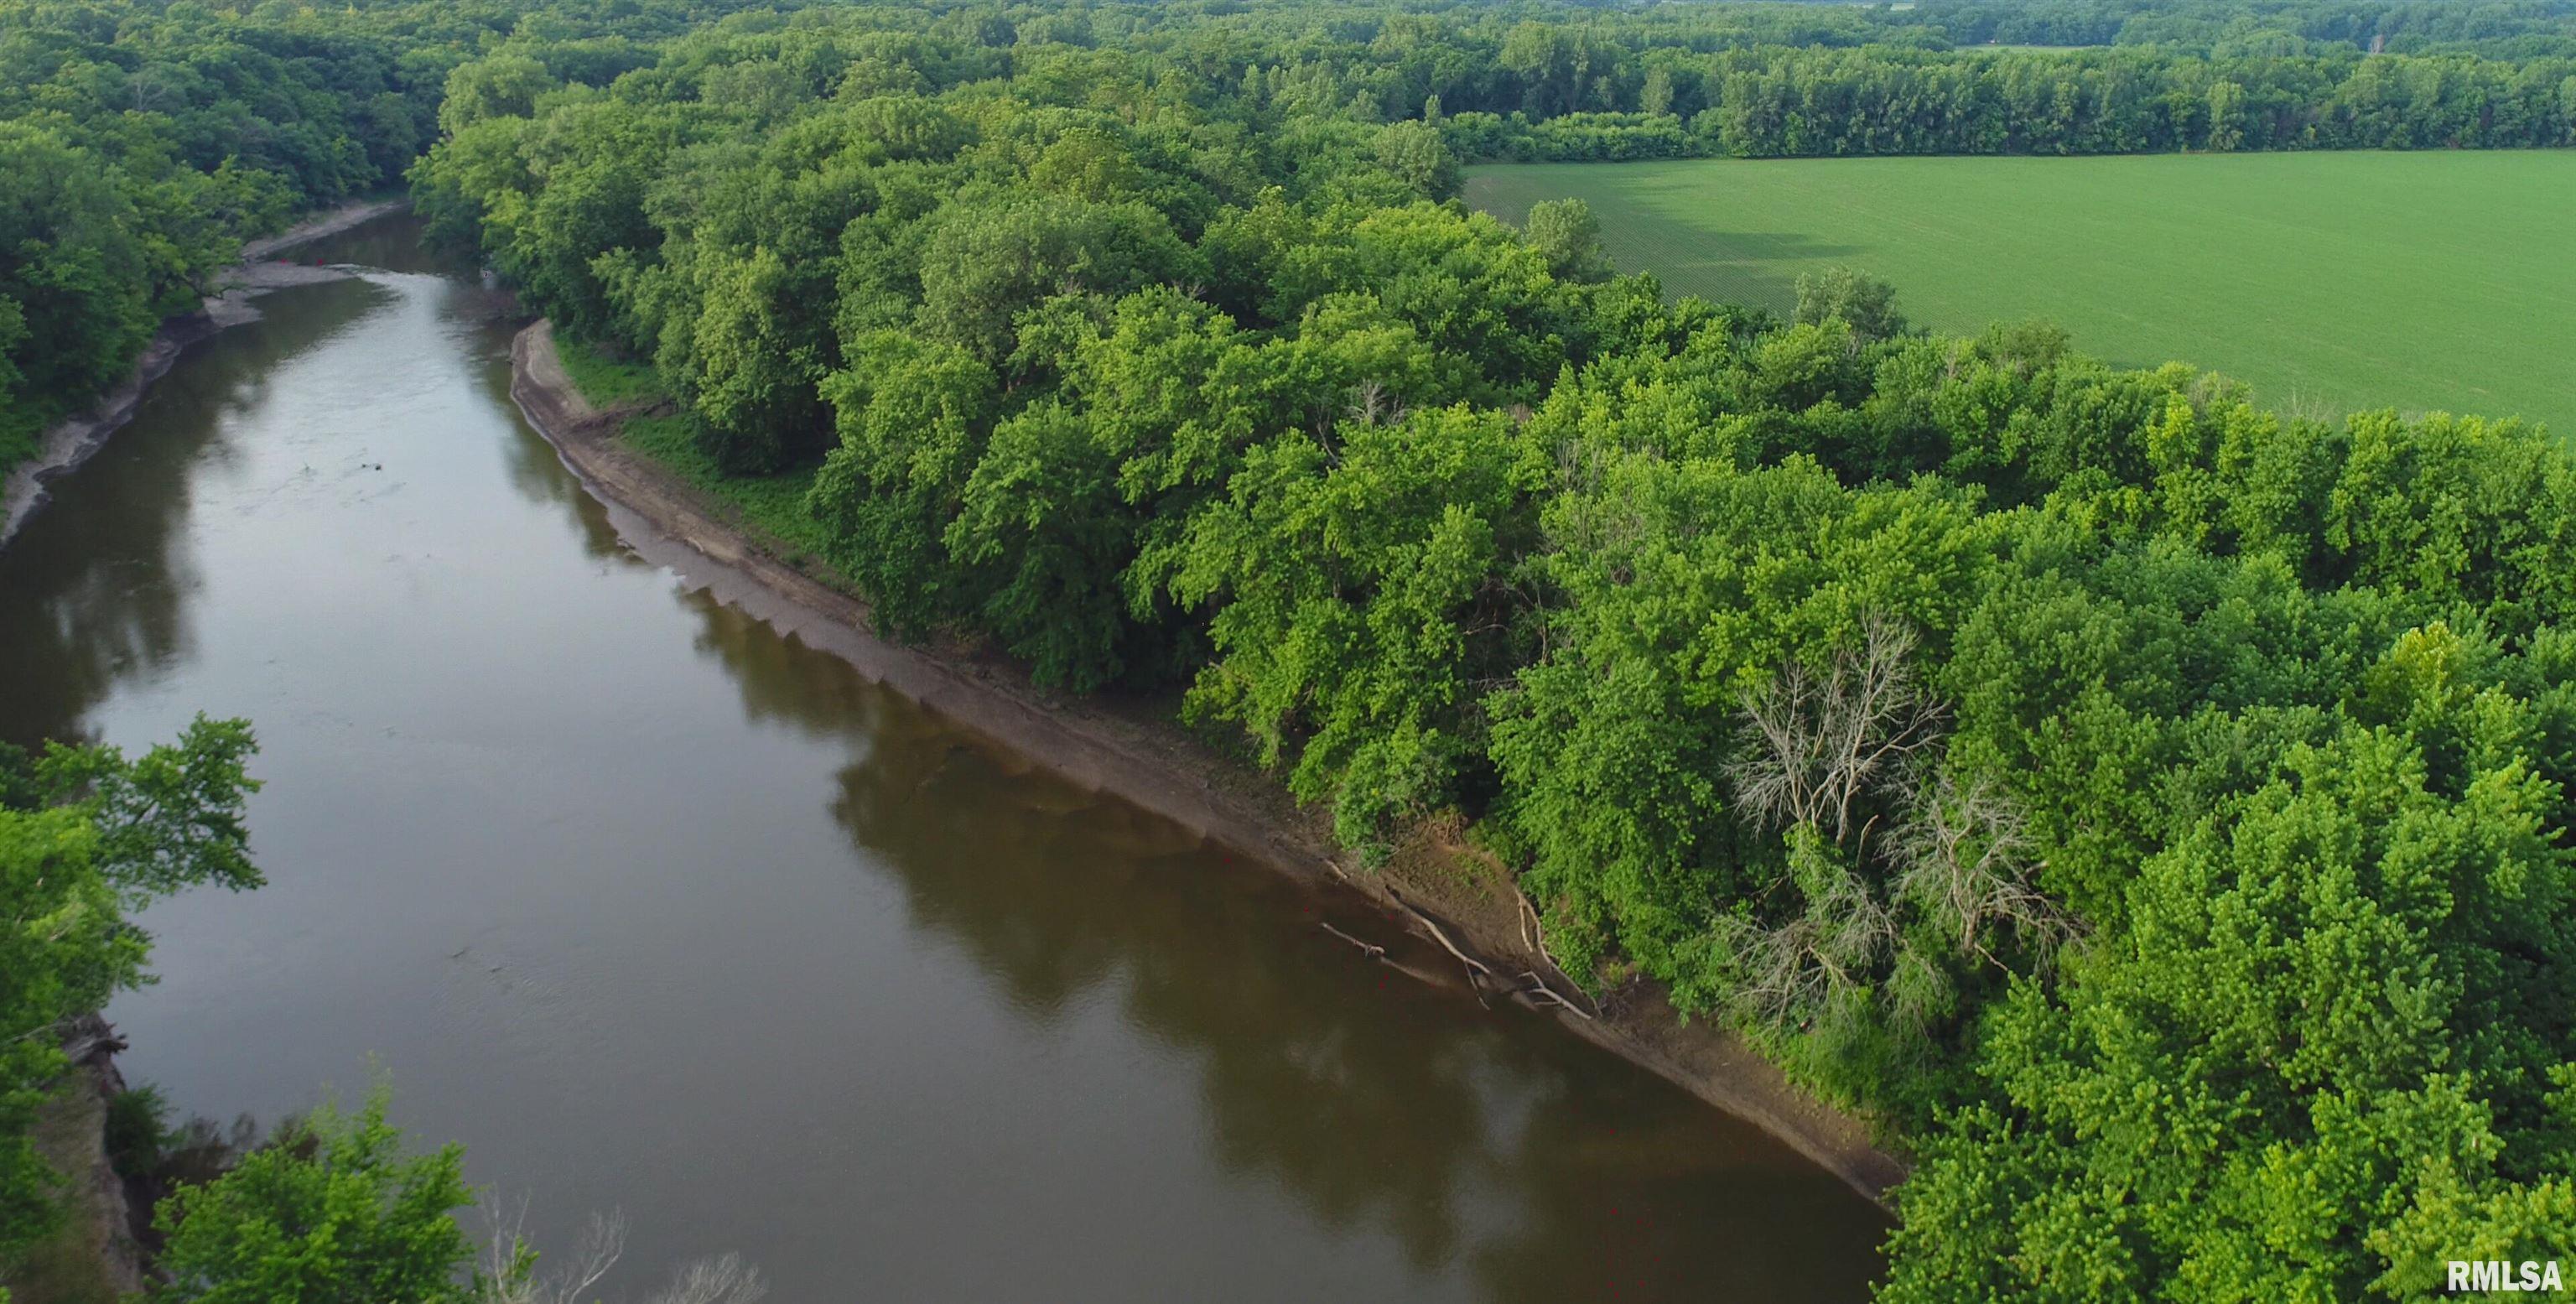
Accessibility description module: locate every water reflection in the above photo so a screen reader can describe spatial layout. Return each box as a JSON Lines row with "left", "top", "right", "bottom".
{"left": 1, "top": 214, "right": 1890, "bottom": 1300}
{"left": 821, "top": 726, "right": 1887, "bottom": 1297}
{"left": 684, "top": 587, "right": 1887, "bottom": 1296}
{"left": 0, "top": 279, "right": 387, "bottom": 746}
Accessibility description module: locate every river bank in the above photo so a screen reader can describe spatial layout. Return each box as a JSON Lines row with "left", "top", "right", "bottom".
{"left": 6, "top": 1019, "right": 145, "bottom": 1303}
{"left": 0, "top": 199, "right": 407, "bottom": 551}
{"left": 509, "top": 319, "right": 1908, "bottom": 1204}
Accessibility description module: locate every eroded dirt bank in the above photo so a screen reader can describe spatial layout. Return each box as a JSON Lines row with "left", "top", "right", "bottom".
{"left": 510, "top": 319, "right": 1906, "bottom": 1204}
{"left": 0, "top": 199, "right": 406, "bottom": 550}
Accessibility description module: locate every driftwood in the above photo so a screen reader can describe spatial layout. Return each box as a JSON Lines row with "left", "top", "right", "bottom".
{"left": 1384, "top": 888, "right": 1492, "bottom": 976}
{"left": 1384, "top": 888, "right": 1498, "bottom": 1005}
{"left": 1513, "top": 970, "right": 1597, "bottom": 1021}
{"left": 1319, "top": 921, "right": 1467, "bottom": 991}
{"left": 1324, "top": 889, "right": 1596, "bottom": 1021}
{"left": 1514, "top": 889, "right": 1603, "bottom": 1019}
{"left": 1318, "top": 921, "right": 1386, "bottom": 960}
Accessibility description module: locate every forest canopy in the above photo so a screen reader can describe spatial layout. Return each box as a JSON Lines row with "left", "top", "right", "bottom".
{"left": 7, "top": 0, "right": 2575, "bottom": 1296}
{"left": 404, "top": 4, "right": 2576, "bottom": 1296}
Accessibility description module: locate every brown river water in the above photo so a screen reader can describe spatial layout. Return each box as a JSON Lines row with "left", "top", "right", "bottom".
{"left": 0, "top": 218, "right": 1888, "bottom": 1301}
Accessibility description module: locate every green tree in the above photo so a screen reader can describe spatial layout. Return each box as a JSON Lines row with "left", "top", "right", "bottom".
{"left": 1522, "top": 198, "right": 1613, "bottom": 284}
{"left": 912, "top": 196, "right": 1194, "bottom": 363}
{"left": 1165, "top": 403, "right": 1535, "bottom": 848}
{"left": 0, "top": 720, "right": 261, "bottom": 1259}
{"left": 1642, "top": 65, "right": 1677, "bottom": 117}
{"left": 1885, "top": 716, "right": 2576, "bottom": 1301}
{"left": 0, "top": 124, "right": 153, "bottom": 420}
{"left": 153, "top": 1086, "right": 474, "bottom": 1304}
{"left": 1370, "top": 120, "right": 1460, "bottom": 201}
{"left": 2207, "top": 80, "right": 2250, "bottom": 149}
{"left": 809, "top": 330, "right": 1001, "bottom": 636}
{"left": 1793, "top": 265, "right": 1909, "bottom": 344}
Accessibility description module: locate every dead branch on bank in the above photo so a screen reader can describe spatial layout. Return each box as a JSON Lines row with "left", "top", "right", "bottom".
{"left": 1319, "top": 921, "right": 1386, "bottom": 960}
{"left": 1514, "top": 888, "right": 1602, "bottom": 1018}
{"left": 1384, "top": 886, "right": 1497, "bottom": 1006}
{"left": 1512, "top": 971, "right": 1597, "bottom": 1021}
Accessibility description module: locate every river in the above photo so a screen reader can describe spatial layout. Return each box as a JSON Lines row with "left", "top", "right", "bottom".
{"left": 0, "top": 218, "right": 1888, "bottom": 1301}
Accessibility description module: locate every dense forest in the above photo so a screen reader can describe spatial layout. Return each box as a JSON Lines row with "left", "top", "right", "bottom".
{"left": 406, "top": 3, "right": 2576, "bottom": 1298}
{"left": 7, "top": 0, "right": 2575, "bottom": 1297}
{"left": 0, "top": 0, "right": 780, "bottom": 476}
{"left": 6, "top": 0, "right": 2573, "bottom": 475}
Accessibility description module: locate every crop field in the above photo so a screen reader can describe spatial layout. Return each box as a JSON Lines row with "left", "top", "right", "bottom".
{"left": 1466, "top": 152, "right": 2576, "bottom": 436}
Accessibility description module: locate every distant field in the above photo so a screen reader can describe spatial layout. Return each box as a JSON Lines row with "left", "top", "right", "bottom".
{"left": 1465, "top": 153, "right": 2576, "bottom": 436}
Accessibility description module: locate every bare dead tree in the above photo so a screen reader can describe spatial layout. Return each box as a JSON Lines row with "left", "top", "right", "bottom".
{"left": 1727, "top": 612, "right": 1945, "bottom": 844}
{"left": 474, "top": 1203, "right": 765, "bottom": 1304}
{"left": 1716, "top": 831, "right": 1895, "bottom": 1030}
{"left": 1716, "top": 612, "right": 2080, "bottom": 1037}
{"left": 1890, "top": 768, "right": 2078, "bottom": 970}
{"left": 477, "top": 1206, "right": 624, "bottom": 1304}
{"left": 647, "top": 1254, "right": 768, "bottom": 1304}
{"left": 131, "top": 67, "right": 172, "bottom": 112}
{"left": 1343, "top": 378, "right": 1405, "bottom": 429}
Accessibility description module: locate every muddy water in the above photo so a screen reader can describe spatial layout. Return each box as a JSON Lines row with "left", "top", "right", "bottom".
{"left": 0, "top": 219, "right": 1888, "bottom": 1300}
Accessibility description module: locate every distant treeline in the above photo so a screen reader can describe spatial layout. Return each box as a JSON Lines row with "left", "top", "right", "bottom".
{"left": 1909, "top": 0, "right": 2576, "bottom": 57}
{"left": 0, "top": 0, "right": 776, "bottom": 475}
{"left": 1436, "top": 43, "right": 2576, "bottom": 159}
{"left": 8, "top": 3, "right": 2576, "bottom": 1291}
{"left": 7, "top": 0, "right": 2570, "bottom": 481}
{"left": 412, "top": 4, "right": 2576, "bottom": 1297}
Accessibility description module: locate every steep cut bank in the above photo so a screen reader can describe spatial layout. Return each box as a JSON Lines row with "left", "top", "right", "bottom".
{"left": 511, "top": 319, "right": 1907, "bottom": 1203}
{"left": 0, "top": 199, "right": 406, "bottom": 551}
{"left": 5, "top": 1019, "right": 146, "bottom": 1303}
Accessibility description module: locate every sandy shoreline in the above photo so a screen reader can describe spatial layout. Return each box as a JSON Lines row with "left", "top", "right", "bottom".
{"left": 509, "top": 319, "right": 1908, "bottom": 1204}
{"left": 0, "top": 198, "right": 407, "bottom": 550}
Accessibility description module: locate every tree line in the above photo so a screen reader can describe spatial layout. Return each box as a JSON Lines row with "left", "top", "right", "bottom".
{"left": 8, "top": 0, "right": 2569, "bottom": 471}
{"left": 1440, "top": 42, "right": 2576, "bottom": 160}
{"left": 6, "top": 0, "right": 2573, "bottom": 1296}
{"left": 410, "top": 3, "right": 2576, "bottom": 1298}
{"left": 0, "top": 0, "right": 783, "bottom": 479}
{"left": 1909, "top": 0, "right": 2576, "bottom": 56}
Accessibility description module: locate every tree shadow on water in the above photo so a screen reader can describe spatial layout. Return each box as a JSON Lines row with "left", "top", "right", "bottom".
{"left": 658, "top": 558, "right": 1893, "bottom": 1298}
{"left": 810, "top": 688, "right": 1891, "bottom": 1298}
{"left": 0, "top": 281, "right": 383, "bottom": 746}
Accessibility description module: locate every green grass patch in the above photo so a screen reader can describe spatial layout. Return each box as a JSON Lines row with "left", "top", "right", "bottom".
{"left": 616, "top": 413, "right": 838, "bottom": 571}
{"left": 1466, "top": 151, "right": 2576, "bottom": 437}
{"left": 555, "top": 335, "right": 844, "bottom": 580}
{"left": 553, "top": 334, "right": 667, "bottom": 408}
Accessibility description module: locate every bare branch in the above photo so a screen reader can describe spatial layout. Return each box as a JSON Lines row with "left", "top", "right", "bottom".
{"left": 647, "top": 1254, "right": 769, "bottom": 1304}
{"left": 1727, "top": 612, "right": 1943, "bottom": 845}
{"left": 1889, "top": 768, "right": 2078, "bottom": 968}
{"left": 1714, "top": 833, "right": 1895, "bottom": 1031}
{"left": 473, "top": 1200, "right": 768, "bottom": 1304}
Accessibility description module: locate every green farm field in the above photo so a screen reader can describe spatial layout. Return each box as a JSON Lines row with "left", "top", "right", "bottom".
{"left": 1466, "top": 152, "right": 2576, "bottom": 436}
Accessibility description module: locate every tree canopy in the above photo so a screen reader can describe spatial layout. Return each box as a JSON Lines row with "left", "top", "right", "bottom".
{"left": 0, "top": 719, "right": 260, "bottom": 1260}
{"left": 9, "top": 0, "right": 2576, "bottom": 1296}
{"left": 409, "top": 8, "right": 2576, "bottom": 1291}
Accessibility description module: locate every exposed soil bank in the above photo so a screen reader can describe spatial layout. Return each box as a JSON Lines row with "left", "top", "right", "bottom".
{"left": 3, "top": 1018, "right": 146, "bottom": 1303}
{"left": 0, "top": 199, "right": 406, "bottom": 551}
{"left": 512, "top": 319, "right": 1908, "bottom": 1204}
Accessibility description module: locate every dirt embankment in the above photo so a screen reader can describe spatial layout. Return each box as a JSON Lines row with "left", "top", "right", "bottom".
{"left": 3, "top": 1017, "right": 146, "bottom": 1302}
{"left": 0, "top": 199, "right": 407, "bottom": 551}
{"left": 511, "top": 320, "right": 1908, "bottom": 1204}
